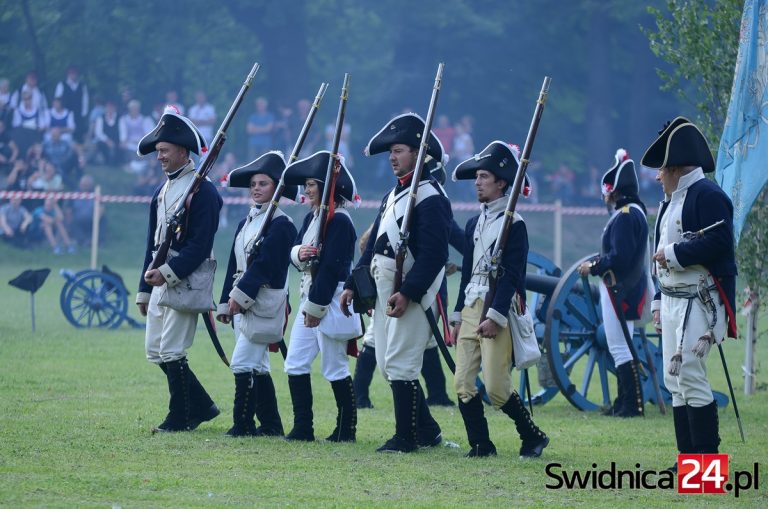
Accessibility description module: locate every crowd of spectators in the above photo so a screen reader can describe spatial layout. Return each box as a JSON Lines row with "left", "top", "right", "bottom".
{"left": 1, "top": 66, "right": 666, "bottom": 254}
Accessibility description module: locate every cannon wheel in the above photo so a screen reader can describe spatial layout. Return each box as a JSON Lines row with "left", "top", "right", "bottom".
{"left": 545, "top": 253, "right": 633, "bottom": 411}
{"left": 61, "top": 271, "right": 128, "bottom": 329}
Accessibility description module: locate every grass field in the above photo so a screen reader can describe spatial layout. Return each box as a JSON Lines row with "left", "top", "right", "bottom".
{"left": 1, "top": 238, "right": 766, "bottom": 508}
{"left": 1, "top": 166, "right": 766, "bottom": 507}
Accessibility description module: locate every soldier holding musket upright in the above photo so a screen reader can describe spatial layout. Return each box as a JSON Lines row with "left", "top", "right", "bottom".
{"left": 135, "top": 107, "right": 222, "bottom": 433}
{"left": 643, "top": 117, "right": 737, "bottom": 467}
{"left": 216, "top": 152, "right": 299, "bottom": 438}
{"left": 450, "top": 141, "right": 549, "bottom": 458}
{"left": 341, "top": 113, "right": 449, "bottom": 453}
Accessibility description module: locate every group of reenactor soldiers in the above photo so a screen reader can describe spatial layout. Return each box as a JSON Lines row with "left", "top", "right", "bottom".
{"left": 134, "top": 72, "right": 737, "bottom": 468}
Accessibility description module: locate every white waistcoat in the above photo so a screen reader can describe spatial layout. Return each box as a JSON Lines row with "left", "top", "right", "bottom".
{"left": 154, "top": 162, "right": 196, "bottom": 246}
{"left": 655, "top": 169, "right": 710, "bottom": 288}
{"left": 464, "top": 196, "right": 522, "bottom": 306}
{"left": 234, "top": 205, "right": 287, "bottom": 273}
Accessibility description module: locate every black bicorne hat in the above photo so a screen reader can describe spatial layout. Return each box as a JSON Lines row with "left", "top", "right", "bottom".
{"left": 137, "top": 106, "right": 207, "bottom": 156}
{"left": 601, "top": 148, "right": 639, "bottom": 197}
{"left": 364, "top": 113, "right": 446, "bottom": 163}
{"left": 452, "top": 141, "right": 531, "bottom": 197}
{"left": 282, "top": 150, "right": 359, "bottom": 203}
{"left": 640, "top": 116, "right": 715, "bottom": 172}
{"left": 227, "top": 151, "right": 300, "bottom": 202}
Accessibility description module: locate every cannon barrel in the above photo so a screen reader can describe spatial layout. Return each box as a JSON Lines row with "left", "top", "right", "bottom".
{"left": 526, "top": 272, "right": 598, "bottom": 299}
{"left": 525, "top": 273, "right": 559, "bottom": 295}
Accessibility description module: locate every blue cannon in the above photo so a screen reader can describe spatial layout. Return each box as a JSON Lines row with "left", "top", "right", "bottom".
{"left": 59, "top": 266, "right": 143, "bottom": 330}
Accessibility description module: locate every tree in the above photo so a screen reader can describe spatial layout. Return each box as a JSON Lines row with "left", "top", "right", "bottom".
{"left": 646, "top": 0, "right": 768, "bottom": 392}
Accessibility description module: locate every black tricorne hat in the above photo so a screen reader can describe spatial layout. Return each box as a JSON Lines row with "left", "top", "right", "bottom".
{"left": 601, "top": 148, "right": 639, "bottom": 197}
{"left": 364, "top": 113, "right": 446, "bottom": 163}
{"left": 640, "top": 116, "right": 715, "bottom": 172}
{"left": 227, "top": 151, "right": 300, "bottom": 202}
{"left": 282, "top": 150, "right": 358, "bottom": 203}
{"left": 452, "top": 140, "right": 531, "bottom": 197}
{"left": 137, "top": 106, "right": 207, "bottom": 156}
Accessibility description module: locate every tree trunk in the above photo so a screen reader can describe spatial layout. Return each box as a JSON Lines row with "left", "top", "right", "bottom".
{"left": 20, "top": 0, "right": 47, "bottom": 85}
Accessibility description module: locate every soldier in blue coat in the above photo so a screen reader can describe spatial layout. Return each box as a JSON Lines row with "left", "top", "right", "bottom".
{"left": 135, "top": 107, "right": 222, "bottom": 433}
{"left": 352, "top": 158, "right": 461, "bottom": 410}
{"left": 216, "top": 152, "right": 299, "bottom": 437}
{"left": 578, "top": 148, "right": 649, "bottom": 418}
{"left": 450, "top": 141, "right": 548, "bottom": 458}
{"left": 282, "top": 151, "right": 362, "bottom": 442}
{"left": 341, "top": 113, "right": 449, "bottom": 453}
{"left": 643, "top": 117, "right": 737, "bottom": 465}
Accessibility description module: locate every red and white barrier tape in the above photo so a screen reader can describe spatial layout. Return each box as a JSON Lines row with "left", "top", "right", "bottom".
{"left": 0, "top": 190, "right": 648, "bottom": 216}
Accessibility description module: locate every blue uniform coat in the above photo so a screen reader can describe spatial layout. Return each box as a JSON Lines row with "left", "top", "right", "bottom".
{"left": 138, "top": 179, "right": 222, "bottom": 295}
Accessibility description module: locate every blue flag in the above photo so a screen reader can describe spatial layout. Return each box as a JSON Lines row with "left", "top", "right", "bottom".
{"left": 716, "top": 0, "right": 768, "bottom": 243}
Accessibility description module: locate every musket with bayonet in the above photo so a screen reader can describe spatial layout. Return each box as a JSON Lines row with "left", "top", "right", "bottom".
{"left": 310, "top": 73, "right": 351, "bottom": 281}
{"left": 246, "top": 82, "right": 329, "bottom": 265}
{"left": 150, "top": 62, "right": 260, "bottom": 271}
{"left": 393, "top": 63, "right": 444, "bottom": 293}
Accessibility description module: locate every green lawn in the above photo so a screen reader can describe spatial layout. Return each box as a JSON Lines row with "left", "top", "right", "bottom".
{"left": 1, "top": 236, "right": 766, "bottom": 508}
{"left": 1, "top": 167, "right": 765, "bottom": 507}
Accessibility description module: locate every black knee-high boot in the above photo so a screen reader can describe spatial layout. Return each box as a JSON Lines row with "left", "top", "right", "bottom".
{"left": 285, "top": 374, "right": 314, "bottom": 441}
{"left": 353, "top": 345, "right": 377, "bottom": 409}
{"left": 500, "top": 391, "right": 549, "bottom": 458}
{"left": 252, "top": 372, "right": 284, "bottom": 437}
{"left": 326, "top": 376, "right": 357, "bottom": 442}
{"left": 421, "top": 347, "right": 455, "bottom": 406}
{"left": 665, "top": 404, "right": 695, "bottom": 472}
{"left": 153, "top": 359, "right": 193, "bottom": 433}
{"left": 226, "top": 372, "right": 256, "bottom": 437}
{"left": 614, "top": 361, "right": 644, "bottom": 418}
{"left": 415, "top": 381, "right": 442, "bottom": 447}
{"left": 376, "top": 380, "right": 419, "bottom": 453}
{"left": 688, "top": 401, "right": 720, "bottom": 453}
{"left": 458, "top": 395, "right": 496, "bottom": 457}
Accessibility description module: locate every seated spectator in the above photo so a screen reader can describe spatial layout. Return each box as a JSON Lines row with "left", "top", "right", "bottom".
{"left": 43, "top": 127, "right": 81, "bottom": 187}
{"left": 32, "top": 196, "right": 74, "bottom": 254}
{"left": 188, "top": 90, "right": 216, "bottom": 143}
{"left": 5, "top": 160, "right": 32, "bottom": 192}
{"left": 12, "top": 90, "right": 47, "bottom": 156}
{"left": 0, "top": 119, "right": 20, "bottom": 177}
{"left": 118, "top": 99, "right": 152, "bottom": 174}
{"left": 67, "top": 174, "right": 104, "bottom": 247}
{"left": 92, "top": 100, "right": 120, "bottom": 166}
{"left": 45, "top": 97, "right": 76, "bottom": 144}
{"left": 0, "top": 196, "right": 33, "bottom": 248}
{"left": 28, "top": 158, "right": 64, "bottom": 192}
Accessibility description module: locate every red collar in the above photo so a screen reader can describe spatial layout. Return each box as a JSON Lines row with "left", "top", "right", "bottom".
{"left": 398, "top": 171, "right": 414, "bottom": 186}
